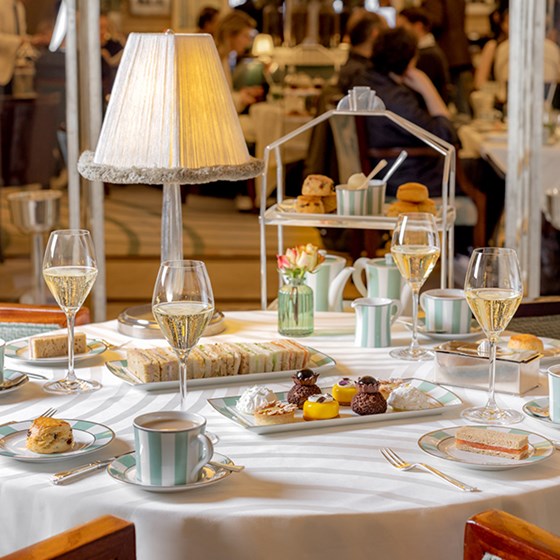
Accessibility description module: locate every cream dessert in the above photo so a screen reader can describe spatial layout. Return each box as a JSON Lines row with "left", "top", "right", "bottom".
{"left": 387, "top": 384, "right": 434, "bottom": 411}
{"left": 236, "top": 386, "right": 277, "bottom": 414}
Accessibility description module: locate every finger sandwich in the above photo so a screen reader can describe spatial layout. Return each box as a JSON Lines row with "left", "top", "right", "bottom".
{"left": 454, "top": 427, "right": 529, "bottom": 460}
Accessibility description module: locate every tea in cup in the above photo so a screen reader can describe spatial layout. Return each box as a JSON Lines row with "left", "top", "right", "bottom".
{"left": 133, "top": 411, "right": 213, "bottom": 486}
{"left": 420, "top": 289, "right": 472, "bottom": 334}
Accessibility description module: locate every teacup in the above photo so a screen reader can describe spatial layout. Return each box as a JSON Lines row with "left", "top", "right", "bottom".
{"left": 352, "top": 297, "right": 401, "bottom": 348}
{"left": 548, "top": 364, "right": 560, "bottom": 423}
{"left": 133, "top": 411, "right": 213, "bottom": 486}
{"left": 420, "top": 289, "right": 472, "bottom": 334}
{"left": 336, "top": 184, "right": 368, "bottom": 216}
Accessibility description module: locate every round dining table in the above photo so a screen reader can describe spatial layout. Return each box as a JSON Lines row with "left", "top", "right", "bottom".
{"left": 0, "top": 311, "right": 559, "bottom": 560}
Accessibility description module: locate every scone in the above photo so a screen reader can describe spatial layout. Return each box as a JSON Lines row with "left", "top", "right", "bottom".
{"left": 396, "top": 182, "right": 429, "bottom": 203}
{"left": 322, "top": 194, "right": 337, "bottom": 213}
{"left": 417, "top": 199, "right": 437, "bottom": 215}
{"left": 254, "top": 402, "right": 297, "bottom": 425}
{"left": 26, "top": 417, "right": 74, "bottom": 454}
{"left": 301, "top": 174, "right": 335, "bottom": 196}
{"left": 508, "top": 333, "right": 544, "bottom": 353}
{"left": 296, "top": 195, "right": 325, "bottom": 214}
{"left": 386, "top": 200, "right": 421, "bottom": 217}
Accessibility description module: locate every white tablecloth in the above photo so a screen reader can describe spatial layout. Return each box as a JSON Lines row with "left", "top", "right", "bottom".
{"left": 0, "top": 311, "right": 559, "bottom": 560}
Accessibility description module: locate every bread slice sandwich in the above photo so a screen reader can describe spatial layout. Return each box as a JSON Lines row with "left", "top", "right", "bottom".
{"left": 454, "top": 426, "right": 529, "bottom": 460}
{"left": 29, "top": 332, "right": 87, "bottom": 359}
{"left": 126, "top": 339, "right": 311, "bottom": 383}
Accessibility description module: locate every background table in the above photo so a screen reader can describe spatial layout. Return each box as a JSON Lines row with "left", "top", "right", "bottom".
{"left": 0, "top": 311, "right": 559, "bottom": 560}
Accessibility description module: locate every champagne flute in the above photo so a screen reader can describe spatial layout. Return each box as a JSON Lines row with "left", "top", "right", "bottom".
{"left": 463, "top": 247, "right": 524, "bottom": 424}
{"left": 42, "top": 229, "right": 99, "bottom": 394}
{"left": 390, "top": 213, "right": 440, "bottom": 361}
{"left": 152, "top": 260, "right": 214, "bottom": 411}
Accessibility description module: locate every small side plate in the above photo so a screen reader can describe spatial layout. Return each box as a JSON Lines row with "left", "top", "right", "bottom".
{"left": 0, "top": 419, "right": 115, "bottom": 462}
{"left": 0, "top": 371, "right": 29, "bottom": 395}
{"left": 418, "top": 425, "right": 554, "bottom": 470}
{"left": 107, "top": 452, "right": 233, "bottom": 492}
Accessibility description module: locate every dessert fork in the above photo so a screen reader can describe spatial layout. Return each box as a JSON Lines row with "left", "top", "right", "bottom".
{"left": 380, "top": 448, "right": 479, "bottom": 492}
{"left": 0, "top": 407, "right": 57, "bottom": 429}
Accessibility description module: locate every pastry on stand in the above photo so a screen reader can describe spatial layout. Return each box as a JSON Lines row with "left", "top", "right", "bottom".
{"left": 287, "top": 369, "right": 322, "bottom": 408}
{"left": 351, "top": 376, "right": 387, "bottom": 415}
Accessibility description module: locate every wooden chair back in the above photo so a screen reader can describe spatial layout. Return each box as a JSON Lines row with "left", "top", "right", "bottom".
{"left": 0, "top": 515, "right": 135, "bottom": 560}
{"left": 0, "top": 303, "right": 90, "bottom": 327}
{"left": 464, "top": 509, "right": 560, "bottom": 560}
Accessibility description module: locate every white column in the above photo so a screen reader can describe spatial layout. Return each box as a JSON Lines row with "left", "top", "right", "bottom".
{"left": 506, "top": 0, "right": 544, "bottom": 297}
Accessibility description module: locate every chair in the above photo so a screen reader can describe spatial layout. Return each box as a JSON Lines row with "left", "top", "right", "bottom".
{"left": 0, "top": 515, "right": 135, "bottom": 560}
{"left": 0, "top": 303, "right": 91, "bottom": 342}
{"left": 464, "top": 509, "right": 560, "bottom": 560}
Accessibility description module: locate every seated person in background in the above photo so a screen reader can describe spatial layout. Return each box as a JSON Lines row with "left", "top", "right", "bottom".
{"left": 397, "top": 7, "right": 450, "bottom": 104}
{"left": 338, "top": 12, "right": 386, "bottom": 95}
{"left": 215, "top": 10, "right": 264, "bottom": 115}
{"left": 197, "top": 6, "right": 220, "bottom": 36}
{"left": 352, "top": 27, "right": 457, "bottom": 197}
{"left": 100, "top": 12, "right": 124, "bottom": 102}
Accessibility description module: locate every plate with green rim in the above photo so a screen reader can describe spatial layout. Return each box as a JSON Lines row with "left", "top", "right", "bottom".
{"left": 208, "top": 378, "right": 462, "bottom": 435}
{"left": 105, "top": 346, "right": 336, "bottom": 391}
{"left": 418, "top": 425, "right": 554, "bottom": 470}
{"left": 5, "top": 337, "right": 107, "bottom": 366}
{"left": 0, "top": 419, "right": 115, "bottom": 462}
{"left": 0, "top": 370, "right": 29, "bottom": 395}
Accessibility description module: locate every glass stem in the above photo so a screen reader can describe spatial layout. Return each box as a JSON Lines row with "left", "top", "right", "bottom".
{"left": 486, "top": 337, "right": 499, "bottom": 412}
{"left": 66, "top": 312, "right": 76, "bottom": 383}
{"left": 410, "top": 287, "right": 420, "bottom": 354}
{"left": 178, "top": 349, "right": 191, "bottom": 412}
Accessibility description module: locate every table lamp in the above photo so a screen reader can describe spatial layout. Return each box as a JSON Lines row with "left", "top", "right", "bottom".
{"left": 78, "top": 32, "right": 264, "bottom": 261}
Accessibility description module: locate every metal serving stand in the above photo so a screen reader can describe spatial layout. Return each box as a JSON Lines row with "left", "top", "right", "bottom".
{"left": 258, "top": 87, "right": 457, "bottom": 309}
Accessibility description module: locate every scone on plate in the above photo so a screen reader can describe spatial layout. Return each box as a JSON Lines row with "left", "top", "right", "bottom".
{"left": 322, "top": 194, "right": 337, "bottom": 213}
{"left": 396, "top": 182, "right": 429, "bottom": 203}
{"left": 301, "top": 174, "right": 335, "bottom": 196}
{"left": 386, "top": 200, "right": 421, "bottom": 217}
{"left": 296, "top": 195, "right": 324, "bottom": 214}
{"left": 508, "top": 333, "right": 544, "bottom": 353}
{"left": 26, "top": 417, "right": 74, "bottom": 454}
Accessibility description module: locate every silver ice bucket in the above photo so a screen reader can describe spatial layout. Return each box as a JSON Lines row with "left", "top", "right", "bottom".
{"left": 7, "top": 189, "right": 62, "bottom": 234}
{"left": 545, "top": 188, "right": 560, "bottom": 230}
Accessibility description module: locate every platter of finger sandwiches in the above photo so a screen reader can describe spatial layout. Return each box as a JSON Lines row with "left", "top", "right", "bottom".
{"left": 105, "top": 339, "right": 335, "bottom": 391}
{"left": 207, "top": 371, "right": 463, "bottom": 434}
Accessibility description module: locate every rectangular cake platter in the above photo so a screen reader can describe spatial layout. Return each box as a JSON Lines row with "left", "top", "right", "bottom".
{"left": 207, "top": 378, "right": 462, "bottom": 435}
{"left": 105, "top": 346, "right": 335, "bottom": 392}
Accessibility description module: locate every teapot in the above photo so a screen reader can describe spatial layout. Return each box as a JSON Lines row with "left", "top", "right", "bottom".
{"left": 304, "top": 254, "right": 354, "bottom": 312}
{"left": 352, "top": 254, "right": 411, "bottom": 310}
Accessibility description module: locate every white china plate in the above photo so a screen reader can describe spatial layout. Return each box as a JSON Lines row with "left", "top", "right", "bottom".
{"left": 107, "top": 452, "right": 233, "bottom": 492}
{"left": 208, "top": 378, "right": 462, "bottom": 435}
{"left": 399, "top": 318, "right": 482, "bottom": 341}
{"left": 0, "top": 371, "right": 29, "bottom": 395}
{"left": 418, "top": 425, "right": 554, "bottom": 470}
{"left": 5, "top": 337, "right": 107, "bottom": 366}
{"left": 0, "top": 419, "right": 115, "bottom": 463}
{"left": 105, "top": 346, "right": 335, "bottom": 391}
{"left": 522, "top": 397, "right": 557, "bottom": 427}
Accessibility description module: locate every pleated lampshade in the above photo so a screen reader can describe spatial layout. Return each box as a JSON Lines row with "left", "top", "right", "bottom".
{"left": 79, "top": 32, "right": 263, "bottom": 184}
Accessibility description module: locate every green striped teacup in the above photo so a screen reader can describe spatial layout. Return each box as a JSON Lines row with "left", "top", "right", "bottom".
{"left": 352, "top": 297, "right": 401, "bottom": 348}
{"left": 367, "top": 180, "right": 386, "bottom": 215}
{"left": 336, "top": 185, "right": 368, "bottom": 216}
{"left": 134, "top": 412, "right": 213, "bottom": 486}
{"left": 420, "top": 289, "right": 472, "bottom": 334}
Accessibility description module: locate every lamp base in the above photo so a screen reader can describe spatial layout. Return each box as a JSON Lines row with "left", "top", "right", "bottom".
{"left": 117, "top": 304, "right": 225, "bottom": 339}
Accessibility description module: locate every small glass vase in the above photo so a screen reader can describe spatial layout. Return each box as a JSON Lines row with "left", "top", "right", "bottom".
{"left": 278, "top": 276, "right": 314, "bottom": 336}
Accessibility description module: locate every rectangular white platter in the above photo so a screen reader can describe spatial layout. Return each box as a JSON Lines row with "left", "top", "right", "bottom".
{"left": 105, "top": 346, "right": 335, "bottom": 391}
{"left": 207, "top": 378, "right": 462, "bottom": 434}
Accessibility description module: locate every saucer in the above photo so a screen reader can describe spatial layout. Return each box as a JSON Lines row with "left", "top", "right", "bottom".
{"left": 399, "top": 318, "right": 482, "bottom": 341}
{"left": 0, "top": 371, "right": 29, "bottom": 395}
{"left": 107, "top": 452, "right": 233, "bottom": 492}
{"left": 523, "top": 397, "right": 558, "bottom": 427}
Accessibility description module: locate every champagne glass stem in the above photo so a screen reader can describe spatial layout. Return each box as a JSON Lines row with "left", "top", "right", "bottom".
{"left": 66, "top": 312, "right": 76, "bottom": 384}
{"left": 485, "top": 337, "right": 499, "bottom": 413}
{"left": 409, "top": 287, "right": 420, "bottom": 354}
{"left": 177, "top": 349, "right": 191, "bottom": 411}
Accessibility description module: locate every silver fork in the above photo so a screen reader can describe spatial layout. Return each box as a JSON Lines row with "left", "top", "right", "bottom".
{"left": 380, "top": 448, "right": 480, "bottom": 492}
{"left": 0, "top": 407, "right": 58, "bottom": 429}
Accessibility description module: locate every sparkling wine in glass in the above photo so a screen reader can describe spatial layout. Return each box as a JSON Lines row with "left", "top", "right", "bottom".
{"left": 390, "top": 213, "right": 440, "bottom": 361}
{"left": 463, "top": 247, "right": 524, "bottom": 425}
{"left": 42, "top": 229, "right": 99, "bottom": 394}
{"left": 152, "top": 260, "right": 214, "bottom": 410}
